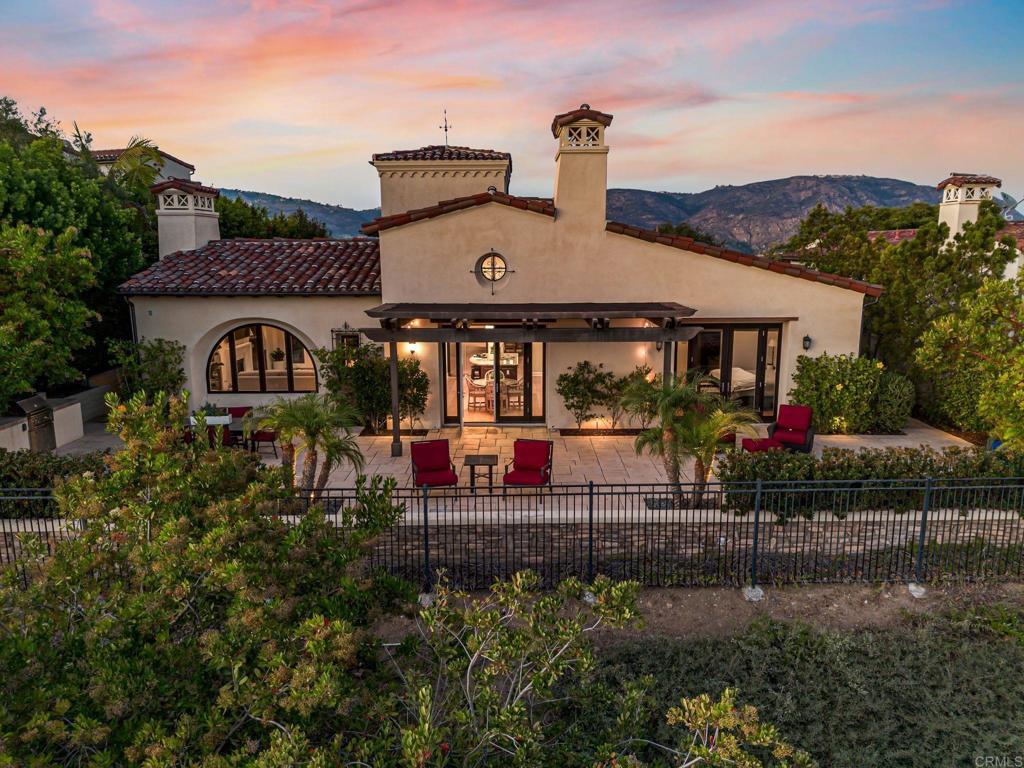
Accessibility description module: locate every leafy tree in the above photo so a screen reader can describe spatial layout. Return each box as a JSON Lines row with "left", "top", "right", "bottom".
{"left": 657, "top": 221, "right": 721, "bottom": 246}
{"left": 107, "top": 336, "right": 186, "bottom": 398}
{"left": 0, "top": 223, "right": 96, "bottom": 411}
{"left": 635, "top": 375, "right": 757, "bottom": 500}
{"left": 557, "top": 360, "right": 614, "bottom": 429}
{"left": 0, "top": 391, "right": 407, "bottom": 765}
{"left": 620, "top": 366, "right": 662, "bottom": 430}
{"left": 218, "top": 194, "right": 329, "bottom": 239}
{"left": 917, "top": 276, "right": 1024, "bottom": 448}
{"left": 253, "top": 393, "right": 364, "bottom": 493}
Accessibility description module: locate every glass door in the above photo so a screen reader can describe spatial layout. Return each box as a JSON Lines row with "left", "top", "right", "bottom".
{"left": 442, "top": 340, "right": 545, "bottom": 424}
{"left": 687, "top": 326, "right": 782, "bottom": 419}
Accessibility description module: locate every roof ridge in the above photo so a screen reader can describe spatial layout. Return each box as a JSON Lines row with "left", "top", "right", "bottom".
{"left": 605, "top": 221, "right": 884, "bottom": 297}
{"left": 362, "top": 191, "right": 555, "bottom": 235}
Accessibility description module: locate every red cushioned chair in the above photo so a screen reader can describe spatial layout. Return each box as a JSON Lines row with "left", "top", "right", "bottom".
{"left": 767, "top": 404, "right": 815, "bottom": 453}
{"left": 502, "top": 439, "right": 554, "bottom": 489}
{"left": 227, "top": 406, "right": 252, "bottom": 419}
{"left": 251, "top": 429, "right": 278, "bottom": 457}
{"left": 411, "top": 439, "right": 459, "bottom": 488}
{"left": 741, "top": 437, "right": 784, "bottom": 453}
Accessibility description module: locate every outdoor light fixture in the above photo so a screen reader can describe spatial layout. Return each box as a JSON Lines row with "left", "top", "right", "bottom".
{"left": 408, "top": 342, "right": 418, "bottom": 354}
{"left": 655, "top": 341, "right": 664, "bottom": 352}
{"left": 802, "top": 335, "right": 813, "bottom": 351}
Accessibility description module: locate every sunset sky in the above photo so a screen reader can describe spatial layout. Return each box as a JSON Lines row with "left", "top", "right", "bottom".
{"left": 2, "top": 0, "right": 1021, "bottom": 209}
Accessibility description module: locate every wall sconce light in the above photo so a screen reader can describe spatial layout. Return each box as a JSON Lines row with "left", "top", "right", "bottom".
{"left": 802, "top": 335, "right": 812, "bottom": 351}
{"left": 655, "top": 340, "right": 664, "bottom": 352}
{"left": 408, "top": 342, "right": 418, "bottom": 354}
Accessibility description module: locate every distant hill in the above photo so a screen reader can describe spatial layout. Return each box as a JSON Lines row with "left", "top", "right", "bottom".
{"left": 220, "top": 189, "right": 379, "bottom": 238}
{"left": 607, "top": 175, "right": 941, "bottom": 252}
{"left": 222, "top": 175, "right": 1015, "bottom": 253}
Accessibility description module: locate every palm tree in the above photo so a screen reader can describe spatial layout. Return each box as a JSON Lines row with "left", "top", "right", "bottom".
{"left": 253, "top": 394, "right": 364, "bottom": 498}
{"left": 107, "top": 136, "right": 164, "bottom": 193}
{"left": 634, "top": 375, "right": 757, "bottom": 504}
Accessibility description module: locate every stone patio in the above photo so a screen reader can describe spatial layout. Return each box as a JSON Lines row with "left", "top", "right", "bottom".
{"left": 57, "top": 417, "right": 971, "bottom": 489}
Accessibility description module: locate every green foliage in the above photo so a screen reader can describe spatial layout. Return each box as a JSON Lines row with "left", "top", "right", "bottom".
{"left": 917, "top": 276, "right": 1024, "bottom": 447}
{"left": 557, "top": 360, "right": 614, "bottom": 428}
{"left": 0, "top": 449, "right": 108, "bottom": 516}
{"left": 107, "top": 336, "right": 186, "bottom": 399}
{"left": 315, "top": 344, "right": 429, "bottom": 434}
{"left": 619, "top": 366, "right": 661, "bottom": 430}
{"left": 657, "top": 220, "right": 721, "bottom": 246}
{"left": 0, "top": 390, "right": 406, "bottom": 765}
{"left": 0, "top": 116, "right": 145, "bottom": 372}
{"left": 0, "top": 223, "right": 96, "bottom": 412}
{"left": 917, "top": 366, "right": 988, "bottom": 434}
{"left": 583, "top": 613, "right": 1024, "bottom": 768}
{"left": 218, "top": 194, "right": 329, "bottom": 239}
{"left": 872, "top": 371, "right": 915, "bottom": 434}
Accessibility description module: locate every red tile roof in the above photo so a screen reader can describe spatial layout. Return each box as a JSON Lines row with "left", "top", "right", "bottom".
{"left": 551, "top": 104, "right": 614, "bottom": 137}
{"left": 867, "top": 228, "right": 919, "bottom": 245}
{"left": 999, "top": 221, "right": 1024, "bottom": 244}
{"left": 150, "top": 178, "right": 220, "bottom": 197}
{"left": 119, "top": 238, "right": 381, "bottom": 296}
{"left": 605, "top": 221, "right": 884, "bottom": 297}
{"left": 361, "top": 191, "right": 555, "bottom": 235}
{"left": 372, "top": 145, "right": 510, "bottom": 162}
{"left": 936, "top": 173, "right": 1002, "bottom": 189}
{"left": 93, "top": 147, "right": 195, "bottom": 172}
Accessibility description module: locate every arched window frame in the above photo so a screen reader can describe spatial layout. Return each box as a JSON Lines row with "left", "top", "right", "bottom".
{"left": 206, "top": 323, "right": 318, "bottom": 394}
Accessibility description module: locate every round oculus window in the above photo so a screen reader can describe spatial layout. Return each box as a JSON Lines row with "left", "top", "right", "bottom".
{"left": 477, "top": 252, "right": 507, "bottom": 282}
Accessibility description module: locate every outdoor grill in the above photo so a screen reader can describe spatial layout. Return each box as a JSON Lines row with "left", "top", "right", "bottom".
{"left": 16, "top": 395, "right": 56, "bottom": 453}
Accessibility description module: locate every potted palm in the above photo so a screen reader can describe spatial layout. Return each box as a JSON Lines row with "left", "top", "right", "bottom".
{"left": 634, "top": 375, "right": 757, "bottom": 508}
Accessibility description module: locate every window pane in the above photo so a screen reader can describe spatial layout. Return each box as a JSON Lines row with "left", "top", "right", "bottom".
{"left": 530, "top": 343, "right": 544, "bottom": 419}
{"left": 444, "top": 343, "right": 459, "bottom": 421}
{"left": 762, "top": 330, "right": 780, "bottom": 418}
{"left": 208, "top": 336, "right": 234, "bottom": 391}
{"left": 233, "top": 326, "right": 261, "bottom": 392}
{"left": 729, "top": 330, "right": 759, "bottom": 409}
{"left": 290, "top": 334, "right": 316, "bottom": 391}
{"left": 263, "top": 326, "right": 289, "bottom": 392}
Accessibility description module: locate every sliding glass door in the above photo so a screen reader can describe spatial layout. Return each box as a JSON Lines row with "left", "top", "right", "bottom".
{"left": 442, "top": 341, "right": 545, "bottom": 424}
{"left": 687, "top": 325, "right": 781, "bottom": 419}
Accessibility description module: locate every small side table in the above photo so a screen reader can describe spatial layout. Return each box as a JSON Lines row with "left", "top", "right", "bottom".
{"left": 465, "top": 454, "right": 498, "bottom": 494}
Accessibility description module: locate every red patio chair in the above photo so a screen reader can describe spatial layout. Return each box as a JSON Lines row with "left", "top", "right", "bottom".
{"left": 502, "top": 439, "right": 553, "bottom": 489}
{"left": 767, "top": 404, "right": 815, "bottom": 453}
{"left": 207, "top": 425, "right": 238, "bottom": 448}
{"left": 226, "top": 406, "right": 252, "bottom": 419}
{"left": 410, "top": 439, "right": 458, "bottom": 488}
{"left": 250, "top": 429, "right": 278, "bottom": 457}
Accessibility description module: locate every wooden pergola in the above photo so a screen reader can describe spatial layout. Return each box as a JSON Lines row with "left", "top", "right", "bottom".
{"left": 360, "top": 302, "right": 703, "bottom": 456}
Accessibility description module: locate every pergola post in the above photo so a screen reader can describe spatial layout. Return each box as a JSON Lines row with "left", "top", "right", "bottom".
{"left": 389, "top": 340, "right": 402, "bottom": 457}
{"left": 663, "top": 340, "right": 674, "bottom": 383}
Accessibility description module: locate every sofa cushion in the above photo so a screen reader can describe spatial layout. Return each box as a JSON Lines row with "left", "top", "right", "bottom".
{"left": 774, "top": 428, "right": 807, "bottom": 446}
{"left": 742, "top": 437, "right": 783, "bottom": 453}
{"left": 411, "top": 440, "right": 451, "bottom": 472}
{"left": 503, "top": 468, "right": 548, "bottom": 486}
{"left": 776, "top": 404, "right": 812, "bottom": 431}
{"left": 513, "top": 440, "right": 551, "bottom": 471}
{"left": 415, "top": 468, "right": 458, "bottom": 487}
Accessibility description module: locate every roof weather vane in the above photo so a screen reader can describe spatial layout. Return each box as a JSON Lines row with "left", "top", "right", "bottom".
{"left": 439, "top": 109, "right": 451, "bottom": 147}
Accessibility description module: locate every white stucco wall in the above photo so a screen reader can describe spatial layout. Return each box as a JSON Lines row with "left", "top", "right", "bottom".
{"left": 0, "top": 418, "right": 30, "bottom": 452}
{"left": 130, "top": 295, "right": 382, "bottom": 409}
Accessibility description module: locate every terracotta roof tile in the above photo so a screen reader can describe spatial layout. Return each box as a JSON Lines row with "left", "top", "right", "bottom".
{"left": 119, "top": 238, "right": 381, "bottom": 296}
{"left": 551, "top": 104, "right": 614, "bottom": 137}
{"left": 867, "top": 228, "right": 919, "bottom": 245}
{"left": 361, "top": 191, "right": 555, "bottom": 235}
{"left": 936, "top": 173, "right": 1002, "bottom": 189}
{"left": 149, "top": 177, "right": 219, "bottom": 197}
{"left": 605, "top": 221, "right": 884, "bottom": 297}
{"left": 372, "top": 145, "right": 510, "bottom": 162}
{"left": 93, "top": 147, "right": 195, "bottom": 172}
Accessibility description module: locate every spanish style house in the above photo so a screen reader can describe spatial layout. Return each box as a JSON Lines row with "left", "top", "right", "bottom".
{"left": 120, "top": 104, "right": 884, "bottom": 455}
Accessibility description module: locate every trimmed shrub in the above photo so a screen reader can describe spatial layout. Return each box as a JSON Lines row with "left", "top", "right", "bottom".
{"left": 873, "top": 371, "right": 915, "bottom": 433}
{"left": 919, "top": 367, "right": 989, "bottom": 434}
{"left": 556, "top": 360, "right": 613, "bottom": 429}
{"left": 790, "top": 353, "right": 883, "bottom": 434}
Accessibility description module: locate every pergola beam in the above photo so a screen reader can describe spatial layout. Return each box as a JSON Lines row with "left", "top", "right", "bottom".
{"left": 361, "top": 326, "right": 702, "bottom": 344}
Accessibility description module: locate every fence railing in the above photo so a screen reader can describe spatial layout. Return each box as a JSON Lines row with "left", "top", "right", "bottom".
{"left": 3, "top": 478, "right": 1024, "bottom": 590}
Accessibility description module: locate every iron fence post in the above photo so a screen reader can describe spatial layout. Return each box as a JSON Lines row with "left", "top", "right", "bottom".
{"left": 915, "top": 477, "right": 933, "bottom": 583}
{"left": 751, "top": 479, "right": 763, "bottom": 587}
{"left": 421, "top": 486, "right": 432, "bottom": 592}
{"left": 587, "top": 481, "right": 595, "bottom": 583}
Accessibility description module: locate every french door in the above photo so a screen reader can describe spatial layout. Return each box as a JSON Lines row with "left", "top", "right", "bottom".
{"left": 687, "top": 325, "right": 781, "bottom": 419}
{"left": 442, "top": 341, "right": 545, "bottom": 424}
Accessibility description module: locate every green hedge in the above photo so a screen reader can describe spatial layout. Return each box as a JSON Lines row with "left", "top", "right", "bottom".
{"left": 716, "top": 445, "right": 1024, "bottom": 518}
{"left": 789, "top": 354, "right": 914, "bottom": 434}
{"left": 0, "top": 449, "right": 109, "bottom": 518}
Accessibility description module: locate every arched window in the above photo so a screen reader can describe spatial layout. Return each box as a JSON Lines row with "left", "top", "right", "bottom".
{"left": 207, "top": 324, "right": 318, "bottom": 393}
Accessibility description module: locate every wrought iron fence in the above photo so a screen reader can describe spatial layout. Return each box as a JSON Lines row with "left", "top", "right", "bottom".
{"left": 3, "top": 478, "right": 1024, "bottom": 590}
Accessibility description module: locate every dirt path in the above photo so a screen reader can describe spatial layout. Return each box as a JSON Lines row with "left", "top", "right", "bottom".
{"left": 604, "top": 581, "right": 1024, "bottom": 642}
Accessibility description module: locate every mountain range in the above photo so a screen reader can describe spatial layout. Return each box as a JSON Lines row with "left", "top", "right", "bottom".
{"left": 222, "top": 175, "right": 1019, "bottom": 253}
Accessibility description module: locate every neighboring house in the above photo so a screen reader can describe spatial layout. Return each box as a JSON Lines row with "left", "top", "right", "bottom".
{"left": 868, "top": 173, "right": 1024, "bottom": 278}
{"left": 120, "top": 104, "right": 882, "bottom": 454}
{"left": 93, "top": 147, "right": 195, "bottom": 182}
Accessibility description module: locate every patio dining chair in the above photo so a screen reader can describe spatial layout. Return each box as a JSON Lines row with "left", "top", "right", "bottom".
{"left": 464, "top": 374, "right": 488, "bottom": 410}
{"left": 410, "top": 439, "right": 459, "bottom": 488}
{"left": 502, "top": 438, "right": 554, "bottom": 490}
{"left": 767, "top": 404, "right": 815, "bottom": 453}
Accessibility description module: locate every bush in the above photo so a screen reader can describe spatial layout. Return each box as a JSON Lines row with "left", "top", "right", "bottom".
{"left": 790, "top": 354, "right": 913, "bottom": 434}
{"left": 919, "top": 367, "right": 989, "bottom": 433}
{"left": 557, "top": 360, "right": 613, "bottom": 429}
{"left": 107, "top": 336, "right": 186, "bottom": 398}
{"left": 0, "top": 449, "right": 109, "bottom": 515}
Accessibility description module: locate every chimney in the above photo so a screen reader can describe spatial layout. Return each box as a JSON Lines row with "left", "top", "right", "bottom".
{"left": 936, "top": 172, "right": 1001, "bottom": 241}
{"left": 151, "top": 178, "right": 220, "bottom": 258}
{"left": 552, "top": 104, "right": 613, "bottom": 231}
